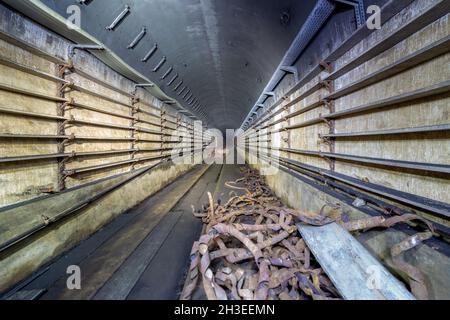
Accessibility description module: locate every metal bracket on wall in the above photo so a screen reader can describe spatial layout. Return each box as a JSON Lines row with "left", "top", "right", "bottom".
{"left": 78, "top": 0, "right": 94, "bottom": 5}
{"left": 319, "top": 60, "right": 333, "bottom": 73}
{"left": 280, "top": 66, "right": 299, "bottom": 82}
{"left": 241, "top": 0, "right": 336, "bottom": 130}
{"left": 263, "top": 91, "right": 275, "bottom": 97}
{"left": 68, "top": 44, "right": 104, "bottom": 58}
{"left": 132, "top": 83, "right": 155, "bottom": 95}
{"left": 333, "top": 0, "right": 366, "bottom": 27}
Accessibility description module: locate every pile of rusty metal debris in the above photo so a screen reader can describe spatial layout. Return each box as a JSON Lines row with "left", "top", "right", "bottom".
{"left": 181, "top": 167, "right": 434, "bottom": 300}
{"left": 181, "top": 167, "right": 340, "bottom": 300}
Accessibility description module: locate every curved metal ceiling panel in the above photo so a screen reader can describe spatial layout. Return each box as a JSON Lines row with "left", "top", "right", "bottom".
{"left": 40, "top": 0, "right": 318, "bottom": 130}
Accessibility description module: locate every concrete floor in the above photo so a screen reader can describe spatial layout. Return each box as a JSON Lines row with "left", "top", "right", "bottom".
{"left": 4, "top": 164, "right": 246, "bottom": 300}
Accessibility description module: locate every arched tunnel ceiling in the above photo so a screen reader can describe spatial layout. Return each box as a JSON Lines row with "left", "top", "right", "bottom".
{"left": 39, "top": 0, "right": 318, "bottom": 131}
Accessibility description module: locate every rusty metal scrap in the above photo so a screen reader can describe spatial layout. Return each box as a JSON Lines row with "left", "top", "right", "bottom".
{"left": 181, "top": 167, "right": 339, "bottom": 300}
{"left": 390, "top": 231, "right": 434, "bottom": 300}
{"left": 341, "top": 209, "right": 436, "bottom": 300}
{"left": 182, "top": 167, "right": 438, "bottom": 300}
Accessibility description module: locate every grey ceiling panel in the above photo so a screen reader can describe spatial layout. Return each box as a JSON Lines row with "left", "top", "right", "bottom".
{"left": 40, "top": 0, "right": 317, "bottom": 131}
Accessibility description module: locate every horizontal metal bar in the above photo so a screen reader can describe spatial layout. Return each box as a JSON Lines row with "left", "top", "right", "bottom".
{"left": 279, "top": 148, "right": 450, "bottom": 174}
{"left": 0, "top": 106, "right": 65, "bottom": 121}
{"left": 276, "top": 117, "right": 324, "bottom": 132}
{"left": 283, "top": 82, "right": 325, "bottom": 109}
{"left": 251, "top": 82, "right": 324, "bottom": 128}
{"left": 0, "top": 30, "right": 66, "bottom": 65}
{"left": 326, "top": 80, "right": 450, "bottom": 119}
{"left": 288, "top": 156, "right": 450, "bottom": 218}
{"left": 0, "top": 153, "right": 66, "bottom": 163}
{"left": 72, "top": 67, "right": 134, "bottom": 98}
{"left": 248, "top": 124, "right": 447, "bottom": 145}
{"left": 325, "top": 1, "right": 450, "bottom": 81}
{"left": 0, "top": 58, "right": 132, "bottom": 108}
{"left": 279, "top": 99, "right": 324, "bottom": 121}
{"left": 70, "top": 117, "right": 134, "bottom": 130}
{"left": 321, "top": 124, "right": 450, "bottom": 138}
{"left": 77, "top": 135, "right": 136, "bottom": 142}
{"left": 243, "top": 0, "right": 436, "bottom": 130}
{"left": 0, "top": 58, "right": 141, "bottom": 112}
{"left": 247, "top": 65, "right": 324, "bottom": 130}
{"left": 139, "top": 103, "right": 161, "bottom": 114}
{"left": 248, "top": 79, "right": 450, "bottom": 138}
{"left": 0, "top": 56, "right": 68, "bottom": 83}
{"left": 0, "top": 148, "right": 144, "bottom": 164}
{"left": 0, "top": 146, "right": 186, "bottom": 163}
{"left": 163, "top": 112, "right": 178, "bottom": 120}
{"left": 136, "top": 139, "right": 163, "bottom": 143}
{"left": 135, "top": 107, "right": 160, "bottom": 119}
{"left": 31, "top": 115, "right": 164, "bottom": 136}
{"left": 0, "top": 21, "right": 186, "bottom": 128}
{"left": 0, "top": 158, "right": 170, "bottom": 253}
{"left": 71, "top": 84, "right": 133, "bottom": 109}
{"left": 74, "top": 149, "right": 138, "bottom": 157}
{"left": 326, "top": 0, "right": 415, "bottom": 63}
{"left": 70, "top": 100, "right": 134, "bottom": 120}
{"left": 65, "top": 154, "right": 169, "bottom": 175}
{"left": 69, "top": 45, "right": 104, "bottom": 58}
{"left": 0, "top": 133, "right": 166, "bottom": 142}
{"left": 259, "top": 99, "right": 325, "bottom": 130}
{"left": 0, "top": 82, "right": 68, "bottom": 102}
{"left": 248, "top": 151, "right": 450, "bottom": 219}
{"left": 0, "top": 133, "right": 68, "bottom": 140}
{"left": 324, "top": 36, "right": 450, "bottom": 101}
{"left": 265, "top": 154, "right": 450, "bottom": 238}
{"left": 136, "top": 118, "right": 162, "bottom": 128}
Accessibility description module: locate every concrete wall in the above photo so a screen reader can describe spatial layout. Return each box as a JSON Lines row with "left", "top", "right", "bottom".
{"left": 246, "top": 0, "right": 449, "bottom": 222}
{"left": 287, "top": 0, "right": 448, "bottom": 204}
{"left": 245, "top": 158, "right": 450, "bottom": 299}
{"left": 0, "top": 4, "right": 196, "bottom": 293}
{"left": 243, "top": 0, "right": 450, "bottom": 299}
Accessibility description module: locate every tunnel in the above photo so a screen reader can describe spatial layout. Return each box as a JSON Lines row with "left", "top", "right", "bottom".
{"left": 0, "top": 0, "right": 449, "bottom": 303}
